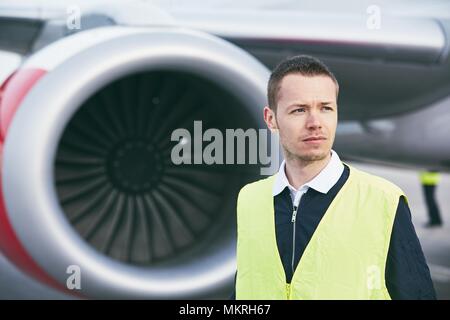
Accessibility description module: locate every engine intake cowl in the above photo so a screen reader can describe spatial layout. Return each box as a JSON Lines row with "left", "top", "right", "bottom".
{"left": 0, "top": 26, "right": 270, "bottom": 299}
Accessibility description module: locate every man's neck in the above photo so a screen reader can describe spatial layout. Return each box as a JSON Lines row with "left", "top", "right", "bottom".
{"left": 284, "top": 152, "right": 332, "bottom": 190}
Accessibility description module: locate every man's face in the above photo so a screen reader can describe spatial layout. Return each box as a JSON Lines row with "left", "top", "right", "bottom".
{"left": 264, "top": 74, "right": 338, "bottom": 162}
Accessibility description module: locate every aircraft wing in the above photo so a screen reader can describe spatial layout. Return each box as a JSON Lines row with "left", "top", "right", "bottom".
{"left": 1, "top": 0, "right": 450, "bottom": 120}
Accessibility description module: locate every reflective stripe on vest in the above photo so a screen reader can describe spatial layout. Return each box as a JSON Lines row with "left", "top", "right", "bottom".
{"left": 236, "top": 164, "right": 406, "bottom": 300}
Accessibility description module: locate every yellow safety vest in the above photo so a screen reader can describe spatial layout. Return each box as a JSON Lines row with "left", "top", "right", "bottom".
{"left": 236, "top": 164, "right": 406, "bottom": 300}
{"left": 420, "top": 172, "right": 440, "bottom": 186}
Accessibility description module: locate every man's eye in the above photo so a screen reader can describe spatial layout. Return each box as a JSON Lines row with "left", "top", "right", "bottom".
{"left": 293, "top": 108, "right": 305, "bottom": 113}
{"left": 322, "top": 106, "right": 333, "bottom": 111}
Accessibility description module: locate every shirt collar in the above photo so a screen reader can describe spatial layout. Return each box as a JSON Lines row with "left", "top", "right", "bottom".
{"left": 272, "top": 150, "right": 344, "bottom": 196}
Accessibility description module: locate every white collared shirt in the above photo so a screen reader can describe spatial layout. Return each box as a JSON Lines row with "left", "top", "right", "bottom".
{"left": 273, "top": 150, "right": 344, "bottom": 208}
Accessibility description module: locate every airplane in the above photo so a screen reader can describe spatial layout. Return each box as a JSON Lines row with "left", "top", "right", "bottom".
{"left": 1, "top": 0, "right": 450, "bottom": 299}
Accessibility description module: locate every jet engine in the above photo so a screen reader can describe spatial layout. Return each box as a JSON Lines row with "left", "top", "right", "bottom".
{"left": 0, "top": 26, "right": 270, "bottom": 298}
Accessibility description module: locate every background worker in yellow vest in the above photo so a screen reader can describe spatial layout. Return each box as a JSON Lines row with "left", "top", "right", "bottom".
{"left": 233, "top": 55, "right": 436, "bottom": 300}
{"left": 420, "top": 170, "right": 443, "bottom": 227}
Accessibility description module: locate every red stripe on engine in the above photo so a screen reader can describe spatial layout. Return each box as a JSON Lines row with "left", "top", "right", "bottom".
{"left": 0, "top": 68, "right": 81, "bottom": 297}
{"left": 0, "top": 68, "right": 47, "bottom": 140}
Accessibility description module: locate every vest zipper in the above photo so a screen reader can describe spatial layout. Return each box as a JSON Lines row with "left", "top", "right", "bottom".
{"left": 286, "top": 283, "right": 291, "bottom": 299}
{"left": 291, "top": 205, "right": 298, "bottom": 275}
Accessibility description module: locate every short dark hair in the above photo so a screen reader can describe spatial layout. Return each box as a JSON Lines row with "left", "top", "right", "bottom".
{"left": 267, "top": 55, "right": 339, "bottom": 110}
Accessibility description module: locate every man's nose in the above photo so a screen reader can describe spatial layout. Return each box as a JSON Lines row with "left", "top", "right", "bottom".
{"left": 306, "top": 112, "right": 322, "bottom": 129}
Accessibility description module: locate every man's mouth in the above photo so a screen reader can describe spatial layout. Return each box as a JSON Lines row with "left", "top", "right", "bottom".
{"left": 303, "top": 136, "right": 326, "bottom": 142}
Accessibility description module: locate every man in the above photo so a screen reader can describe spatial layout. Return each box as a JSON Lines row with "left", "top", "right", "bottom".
{"left": 420, "top": 170, "right": 443, "bottom": 227}
{"left": 233, "top": 55, "right": 436, "bottom": 300}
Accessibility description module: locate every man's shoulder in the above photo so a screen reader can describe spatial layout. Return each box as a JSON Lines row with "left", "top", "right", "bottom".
{"left": 238, "top": 174, "right": 277, "bottom": 196}
{"left": 349, "top": 165, "right": 405, "bottom": 196}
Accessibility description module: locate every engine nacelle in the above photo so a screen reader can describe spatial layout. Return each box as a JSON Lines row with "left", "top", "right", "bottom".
{"left": 0, "top": 26, "right": 270, "bottom": 298}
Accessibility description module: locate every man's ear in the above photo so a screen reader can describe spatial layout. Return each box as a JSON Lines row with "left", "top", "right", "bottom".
{"left": 263, "top": 106, "right": 278, "bottom": 132}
